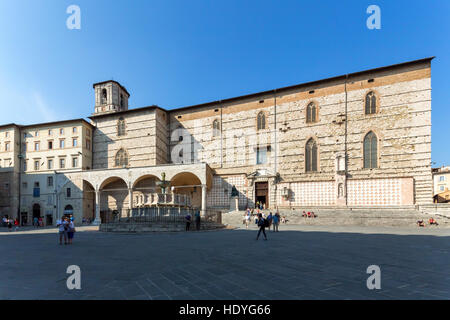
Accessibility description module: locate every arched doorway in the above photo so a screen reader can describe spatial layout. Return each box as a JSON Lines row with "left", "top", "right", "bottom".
{"left": 32, "top": 204, "right": 41, "bottom": 219}
{"left": 99, "top": 176, "right": 128, "bottom": 220}
{"left": 83, "top": 180, "right": 96, "bottom": 223}
{"left": 64, "top": 205, "right": 74, "bottom": 218}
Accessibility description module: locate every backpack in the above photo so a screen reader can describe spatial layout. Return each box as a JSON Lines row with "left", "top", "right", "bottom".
{"left": 263, "top": 218, "right": 270, "bottom": 228}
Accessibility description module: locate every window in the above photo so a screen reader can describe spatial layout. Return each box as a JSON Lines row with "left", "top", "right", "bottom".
{"left": 47, "top": 195, "right": 53, "bottom": 205}
{"left": 256, "top": 147, "right": 267, "bottom": 165}
{"left": 72, "top": 157, "right": 78, "bottom": 168}
{"left": 305, "top": 138, "right": 318, "bottom": 172}
{"left": 72, "top": 138, "right": 78, "bottom": 147}
{"left": 115, "top": 149, "right": 128, "bottom": 167}
{"left": 66, "top": 188, "right": 71, "bottom": 198}
{"left": 363, "top": 131, "right": 378, "bottom": 169}
{"left": 33, "top": 184, "right": 40, "bottom": 197}
{"left": 48, "top": 141, "right": 53, "bottom": 149}
{"left": 35, "top": 131, "right": 39, "bottom": 137}
{"left": 365, "top": 91, "right": 377, "bottom": 114}
{"left": 120, "top": 94, "right": 124, "bottom": 108}
{"left": 23, "top": 161, "right": 27, "bottom": 171}
{"left": 117, "top": 117, "right": 126, "bottom": 136}
{"left": 257, "top": 112, "right": 266, "bottom": 130}
{"left": 35, "top": 142, "right": 40, "bottom": 151}
{"left": 23, "top": 132, "right": 27, "bottom": 138}
{"left": 60, "top": 128, "right": 64, "bottom": 135}
{"left": 5, "top": 132, "right": 8, "bottom": 138}
{"left": 34, "top": 160, "right": 40, "bottom": 171}
{"left": 73, "top": 127, "right": 77, "bottom": 134}
{"left": 212, "top": 119, "right": 220, "bottom": 137}
{"left": 101, "top": 89, "right": 107, "bottom": 104}
{"left": 306, "top": 102, "right": 317, "bottom": 123}
{"left": 86, "top": 129, "right": 91, "bottom": 137}
{"left": 5, "top": 142, "right": 10, "bottom": 151}
{"left": 47, "top": 159, "right": 53, "bottom": 170}
{"left": 22, "top": 182, "right": 27, "bottom": 189}
{"left": 439, "top": 176, "right": 445, "bottom": 182}
{"left": 60, "top": 158, "right": 65, "bottom": 169}
{"left": 60, "top": 139, "right": 65, "bottom": 149}
{"left": 22, "top": 143, "right": 27, "bottom": 151}
{"left": 86, "top": 139, "right": 91, "bottom": 150}
{"left": 440, "top": 186, "right": 445, "bottom": 191}
{"left": 48, "top": 129, "right": 52, "bottom": 136}
{"left": 47, "top": 176, "right": 53, "bottom": 187}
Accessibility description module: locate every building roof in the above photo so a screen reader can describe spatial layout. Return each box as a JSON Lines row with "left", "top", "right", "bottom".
{"left": 0, "top": 119, "right": 94, "bottom": 130}
{"left": 1, "top": 56, "right": 435, "bottom": 125}
{"left": 89, "top": 56, "right": 435, "bottom": 119}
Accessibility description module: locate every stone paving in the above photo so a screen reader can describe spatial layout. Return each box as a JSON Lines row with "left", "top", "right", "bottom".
{"left": 0, "top": 224, "right": 449, "bottom": 300}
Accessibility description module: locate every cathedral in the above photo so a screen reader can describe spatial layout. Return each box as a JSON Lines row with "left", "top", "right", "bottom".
{"left": 0, "top": 57, "right": 433, "bottom": 225}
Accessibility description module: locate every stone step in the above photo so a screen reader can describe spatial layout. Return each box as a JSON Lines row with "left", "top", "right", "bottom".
{"left": 222, "top": 210, "right": 450, "bottom": 228}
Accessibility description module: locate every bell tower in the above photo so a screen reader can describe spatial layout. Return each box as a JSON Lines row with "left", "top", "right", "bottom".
{"left": 93, "top": 80, "right": 130, "bottom": 115}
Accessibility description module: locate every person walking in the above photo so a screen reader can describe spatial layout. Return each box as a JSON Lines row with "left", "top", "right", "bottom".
{"left": 273, "top": 212, "right": 280, "bottom": 232}
{"left": 14, "top": 218, "right": 19, "bottom": 231}
{"left": 7, "top": 219, "right": 12, "bottom": 232}
{"left": 256, "top": 213, "right": 268, "bottom": 240}
{"left": 185, "top": 213, "right": 192, "bottom": 231}
{"left": 33, "top": 216, "right": 39, "bottom": 228}
{"left": 57, "top": 218, "right": 69, "bottom": 245}
{"left": 194, "top": 210, "right": 201, "bottom": 231}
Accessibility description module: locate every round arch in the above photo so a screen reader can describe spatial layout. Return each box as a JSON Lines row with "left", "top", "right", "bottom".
{"left": 132, "top": 174, "right": 160, "bottom": 190}
{"left": 32, "top": 203, "right": 41, "bottom": 219}
{"left": 99, "top": 176, "right": 128, "bottom": 190}
{"left": 169, "top": 172, "right": 202, "bottom": 188}
{"left": 169, "top": 172, "right": 203, "bottom": 209}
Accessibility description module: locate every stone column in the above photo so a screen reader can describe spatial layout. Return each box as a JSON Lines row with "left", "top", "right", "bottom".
{"left": 128, "top": 188, "right": 133, "bottom": 208}
{"left": 92, "top": 189, "right": 101, "bottom": 225}
{"left": 201, "top": 184, "right": 207, "bottom": 217}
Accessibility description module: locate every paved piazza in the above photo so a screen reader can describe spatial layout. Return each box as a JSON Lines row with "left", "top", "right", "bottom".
{"left": 1, "top": 225, "right": 449, "bottom": 300}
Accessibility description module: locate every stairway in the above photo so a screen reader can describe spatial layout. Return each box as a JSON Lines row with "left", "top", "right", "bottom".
{"left": 222, "top": 208, "right": 450, "bottom": 228}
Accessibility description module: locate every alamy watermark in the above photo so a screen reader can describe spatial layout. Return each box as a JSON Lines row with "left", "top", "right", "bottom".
{"left": 366, "top": 5, "right": 381, "bottom": 30}
{"left": 66, "top": 265, "right": 81, "bottom": 290}
{"left": 366, "top": 265, "right": 381, "bottom": 290}
{"left": 66, "top": 5, "right": 81, "bottom": 30}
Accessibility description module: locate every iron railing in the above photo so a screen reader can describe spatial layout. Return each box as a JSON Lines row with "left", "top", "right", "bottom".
{"left": 101, "top": 208, "right": 222, "bottom": 225}
{"left": 133, "top": 193, "right": 191, "bottom": 207}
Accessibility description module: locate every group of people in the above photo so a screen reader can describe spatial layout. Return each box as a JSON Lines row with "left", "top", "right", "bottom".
{"left": 302, "top": 211, "right": 317, "bottom": 218}
{"left": 241, "top": 209, "right": 284, "bottom": 240}
{"left": 32, "top": 216, "right": 45, "bottom": 228}
{"left": 255, "top": 201, "right": 265, "bottom": 210}
{"left": 185, "top": 211, "right": 201, "bottom": 231}
{"left": 57, "top": 216, "right": 76, "bottom": 245}
{"left": 417, "top": 217, "right": 439, "bottom": 227}
{"left": 1, "top": 216, "right": 19, "bottom": 232}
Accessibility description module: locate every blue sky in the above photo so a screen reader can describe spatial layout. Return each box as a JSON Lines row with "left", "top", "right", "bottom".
{"left": 0, "top": 0, "right": 448, "bottom": 166}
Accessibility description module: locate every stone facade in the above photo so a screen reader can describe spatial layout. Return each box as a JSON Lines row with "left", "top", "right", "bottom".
{"left": 0, "top": 58, "right": 434, "bottom": 224}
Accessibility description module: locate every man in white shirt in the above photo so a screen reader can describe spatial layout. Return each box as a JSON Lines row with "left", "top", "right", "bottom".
{"left": 57, "top": 218, "right": 68, "bottom": 245}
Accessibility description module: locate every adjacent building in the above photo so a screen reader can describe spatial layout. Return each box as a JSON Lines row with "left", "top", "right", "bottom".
{"left": 432, "top": 166, "right": 450, "bottom": 203}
